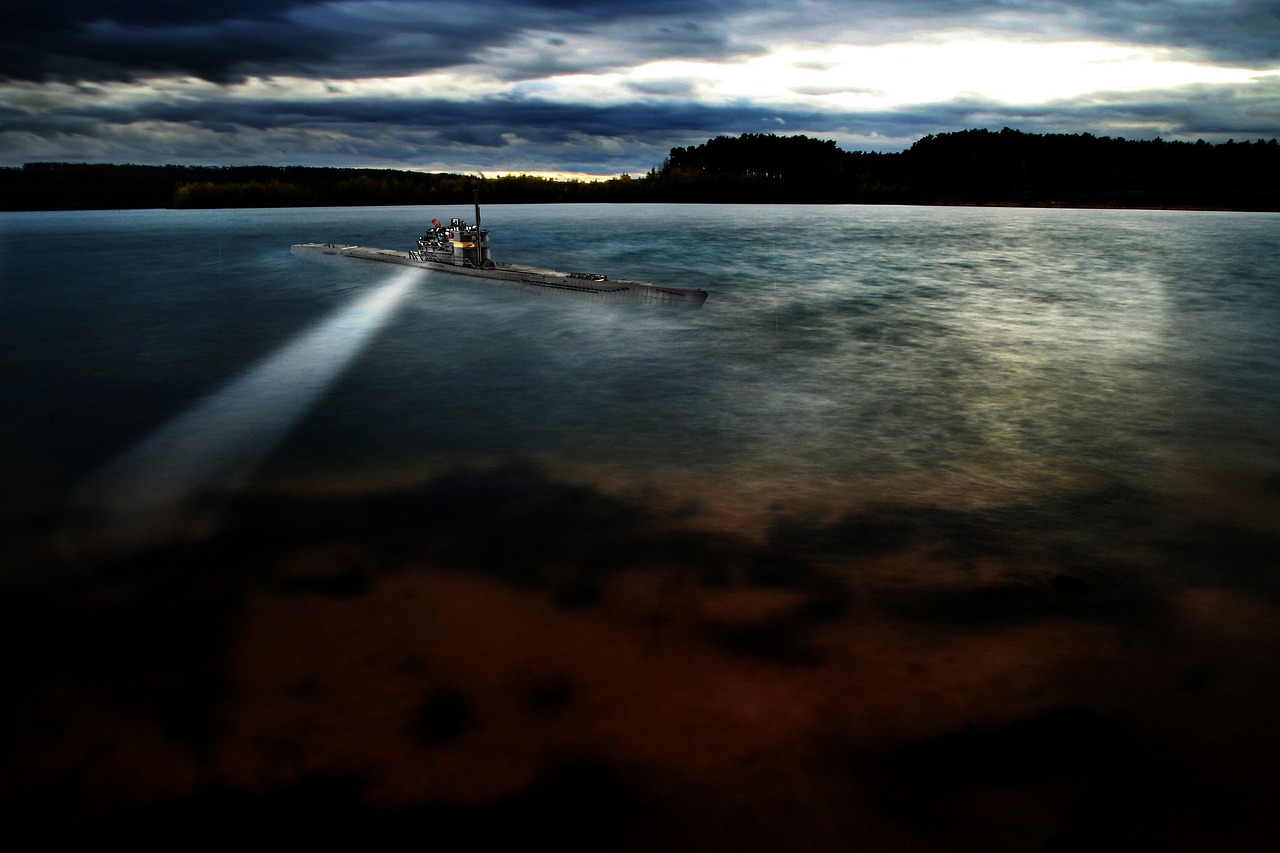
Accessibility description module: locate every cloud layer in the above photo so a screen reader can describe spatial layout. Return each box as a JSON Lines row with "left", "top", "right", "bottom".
{"left": 2, "top": 1, "right": 1278, "bottom": 173}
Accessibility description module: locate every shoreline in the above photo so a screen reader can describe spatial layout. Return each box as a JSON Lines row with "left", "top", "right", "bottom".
{"left": 5, "top": 198, "right": 1280, "bottom": 213}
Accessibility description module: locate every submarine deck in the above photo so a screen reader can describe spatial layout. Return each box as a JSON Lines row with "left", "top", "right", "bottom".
{"left": 290, "top": 242, "right": 707, "bottom": 304}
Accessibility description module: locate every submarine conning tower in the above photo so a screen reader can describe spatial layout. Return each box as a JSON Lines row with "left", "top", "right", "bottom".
{"left": 412, "top": 217, "right": 493, "bottom": 268}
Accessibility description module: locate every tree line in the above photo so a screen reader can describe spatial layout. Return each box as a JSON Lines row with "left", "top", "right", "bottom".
{"left": 0, "top": 163, "right": 633, "bottom": 211}
{"left": 646, "top": 129, "right": 1280, "bottom": 208}
{"left": 2, "top": 128, "right": 1277, "bottom": 211}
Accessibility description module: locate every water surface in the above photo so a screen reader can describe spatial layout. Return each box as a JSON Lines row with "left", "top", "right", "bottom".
{"left": 2, "top": 204, "right": 1279, "bottom": 848}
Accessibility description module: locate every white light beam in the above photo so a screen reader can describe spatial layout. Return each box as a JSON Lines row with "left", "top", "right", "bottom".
{"left": 62, "top": 268, "right": 419, "bottom": 557}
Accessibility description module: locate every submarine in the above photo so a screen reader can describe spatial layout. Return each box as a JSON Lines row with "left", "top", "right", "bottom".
{"left": 291, "top": 194, "right": 709, "bottom": 305}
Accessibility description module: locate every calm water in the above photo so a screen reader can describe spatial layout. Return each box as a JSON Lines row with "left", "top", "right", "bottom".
{"left": 5, "top": 204, "right": 1278, "bottom": 529}
{"left": 3, "top": 204, "right": 1280, "bottom": 847}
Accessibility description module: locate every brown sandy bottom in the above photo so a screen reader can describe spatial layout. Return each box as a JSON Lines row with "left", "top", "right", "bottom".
{"left": 4, "top": 460, "right": 1280, "bottom": 850}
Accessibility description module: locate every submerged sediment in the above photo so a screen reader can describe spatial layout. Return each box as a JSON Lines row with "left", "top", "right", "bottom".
{"left": 4, "top": 461, "right": 1280, "bottom": 850}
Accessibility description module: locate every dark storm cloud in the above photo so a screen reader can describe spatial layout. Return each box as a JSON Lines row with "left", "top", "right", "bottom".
{"left": 2, "top": 0, "right": 1277, "bottom": 169}
{"left": 0, "top": 88, "right": 850, "bottom": 171}
{"left": 0, "top": 0, "right": 752, "bottom": 83}
{"left": 9, "top": 75, "right": 1272, "bottom": 175}
{"left": 4, "top": 0, "right": 312, "bottom": 30}
{"left": 22, "top": 92, "right": 803, "bottom": 148}
{"left": 1, "top": 0, "right": 311, "bottom": 80}
{"left": 931, "top": 74, "right": 1280, "bottom": 140}
{"left": 1071, "top": 0, "right": 1280, "bottom": 63}
{"left": 5, "top": 1, "right": 1278, "bottom": 85}
{"left": 17, "top": 88, "right": 806, "bottom": 137}
{"left": 0, "top": 2, "right": 487, "bottom": 83}
{"left": 821, "top": 1, "right": 1280, "bottom": 64}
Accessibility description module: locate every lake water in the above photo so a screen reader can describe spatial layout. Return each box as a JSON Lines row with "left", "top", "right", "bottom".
{"left": 3, "top": 203, "right": 1280, "bottom": 848}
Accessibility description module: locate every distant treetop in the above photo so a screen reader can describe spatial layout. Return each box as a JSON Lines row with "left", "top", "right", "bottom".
{"left": 2, "top": 128, "right": 1277, "bottom": 211}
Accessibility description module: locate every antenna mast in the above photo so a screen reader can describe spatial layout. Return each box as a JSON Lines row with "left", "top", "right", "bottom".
{"left": 473, "top": 188, "right": 483, "bottom": 267}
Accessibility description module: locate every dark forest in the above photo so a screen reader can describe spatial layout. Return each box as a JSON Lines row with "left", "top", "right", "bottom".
{"left": 2, "top": 128, "right": 1278, "bottom": 211}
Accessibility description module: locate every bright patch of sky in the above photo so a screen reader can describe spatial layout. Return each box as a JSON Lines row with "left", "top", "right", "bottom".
{"left": 125, "top": 38, "right": 1277, "bottom": 116}
{"left": 19, "top": 25, "right": 1270, "bottom": 115}
{"left": 515, "top": 35, "right": 1269, "bottom": 109}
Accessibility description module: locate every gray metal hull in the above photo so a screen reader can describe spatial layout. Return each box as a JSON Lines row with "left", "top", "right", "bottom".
{"left": 291, "top": 242, "right": 708, "bottom": 305}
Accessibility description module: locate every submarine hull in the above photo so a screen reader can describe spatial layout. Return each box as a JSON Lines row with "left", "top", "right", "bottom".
{"left": 291, "top": 243, "right": 708, "bottom": 305}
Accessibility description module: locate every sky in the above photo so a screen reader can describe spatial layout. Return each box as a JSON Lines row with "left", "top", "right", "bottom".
{"left": 2, "top": 1, "right": 1279, "bottom": 177}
